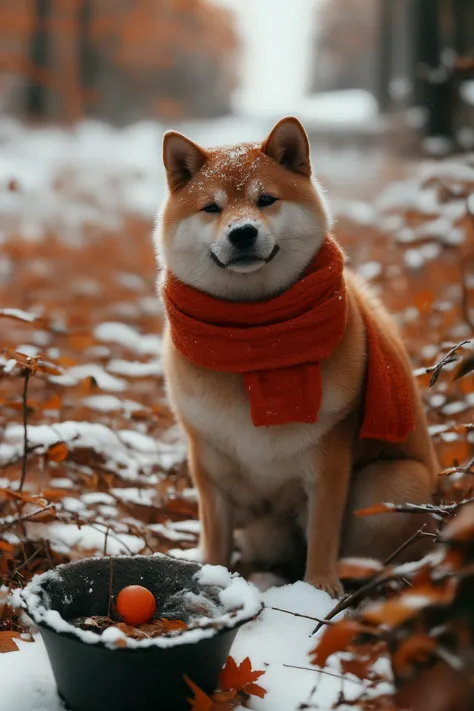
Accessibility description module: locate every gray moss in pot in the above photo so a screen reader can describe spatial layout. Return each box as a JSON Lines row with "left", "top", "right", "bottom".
{"left": 21, "top": 553, "right": 263, "bottom": 711}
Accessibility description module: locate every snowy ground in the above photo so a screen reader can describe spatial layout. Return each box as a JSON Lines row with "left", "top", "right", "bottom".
{"left": 1, "top": 580, "right": 391, "bottom": 711}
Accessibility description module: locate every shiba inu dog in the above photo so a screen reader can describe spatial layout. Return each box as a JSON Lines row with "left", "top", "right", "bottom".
{"left": 154, "top": 117, "right": 438, "bottom": 597}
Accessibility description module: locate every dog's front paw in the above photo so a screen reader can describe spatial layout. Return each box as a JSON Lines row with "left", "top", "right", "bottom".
{"left": 305, "top": 573, "right": 344, "bottom": 598}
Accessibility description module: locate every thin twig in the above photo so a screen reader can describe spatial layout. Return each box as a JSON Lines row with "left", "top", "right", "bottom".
{"left": 18, "top": 371, "right": 30, "bottom": 492}
{"left": 103, "top": 526, "right": 110, "bottom": 557}
{"left": 362, "top": 497, "right": 474, "bottom": 519}
{"left": 312, "top": 516, "right": 448, "bottom": 637}
{"left": 14, "top": 544, "right": 45, "bottom": 573}
{"left": 282, "top": 663, "right": 365, "bottom": 687}
{"left": 44, "top": 538, "right": 54, "bottom": 569}
{"left": 311, "top": 571, "right": 395, "bottom": 636}
{"left": 88, "top": 522, "right": 134, "bottom": 556}
{"left": 107, "top": 557, "right": 114, "bottom": 618}
{"left": 383, "top": 524, "right": 427, "bottom": 566}
{"left": 268, "top": 606, "right": 333, "bottom": 626}
{"left": 0, "top": 443, "right": 47, "bottom": 470}
{"left": 0, "top": 503, "right": 56, "bottom": 531}
{"left": 428, "top": 340, "right": 471, "bottom": 387}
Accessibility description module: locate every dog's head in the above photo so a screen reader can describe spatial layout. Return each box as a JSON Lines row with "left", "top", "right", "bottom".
{"left": 155, "top": 117, "right": 331, "bottom": 301}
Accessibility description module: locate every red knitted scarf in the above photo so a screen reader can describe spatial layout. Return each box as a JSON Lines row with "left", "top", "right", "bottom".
{"left": 162, "top": 236, "right": 414, "bottom": 442}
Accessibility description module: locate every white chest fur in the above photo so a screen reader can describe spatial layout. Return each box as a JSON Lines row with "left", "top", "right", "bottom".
{"left": 164, "top": 331, "right": 355, "bottom": 511}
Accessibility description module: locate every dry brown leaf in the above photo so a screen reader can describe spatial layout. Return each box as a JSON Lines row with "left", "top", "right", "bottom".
{"left": 355, "top": 502, "right": 395, "bottom": 517}
{"left": 310, "top": 620, "right": 366, "bottom": 668}
{"left": 184, "top": 676, "right": 214, "bottom": 711}
{"left": 47, "top": 442, "right": 69, "bottom": 463}
{"left": 362, "top": 581, "right": 456, "bottom": 628}
{"left": 158, "top": 617, "right": 187, "bottom": 633}
{"left": 0, "top": 631, "right": 22, "bottom": 653}
{"left": 219, "top": 655, "right": 266, "bottom": 698}
{"left": 441, "top": 502, "right": 474, "bottom": 543}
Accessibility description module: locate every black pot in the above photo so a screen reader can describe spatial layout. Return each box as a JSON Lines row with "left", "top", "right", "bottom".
{"left": 22, "top": 554, "right": 262, "bottom": 711}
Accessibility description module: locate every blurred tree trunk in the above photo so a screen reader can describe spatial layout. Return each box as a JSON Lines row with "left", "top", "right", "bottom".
{"left": 26, "top": 0, "right": 50, "bottom": 116}
{"left": 50, "top": 0, "right": 83, "bottom": 122}
{"left": 376, "top": 0, "right": 393, "bottom": 110}
{"left": 414, "top": 0, "right": 452, "bottom": 138}
{"left": 79, "top": 0, "right": 95, "bottom": 114}
{"left": 453, "top": 0, "right": 472, "bottom": 55}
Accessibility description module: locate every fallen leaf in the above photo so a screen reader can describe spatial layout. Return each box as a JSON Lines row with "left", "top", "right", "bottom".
{"left": 219, "top": 655, "right": 266, "bottom": 698}
{"left": 391, "top": 633, "right": 437, "bottom": 678}
{"left": 355, "top": 502, "right": 395, "bottom": 517}
{"left": 184, "top": 676, "right": 214, "bottom": 711}
{"left": 47, "top": 442, "right": 69, "bottom": 463}
{"left": 1, "top": 490, "right": 48, "bottom": 507}
{"left": 310, "top": 620, "right": 366, "bottom": 667}
{"left": 340, "top": 655, "right": 372, "bottom": 680}
{"left": 160, "top": 618, "right": 188, "bottom": 633}
{"left": 42, "top": 393, "right": 63, "bottom": 411}
{"left": 441, "top": 502, "right": 474, "bottom": 543}
{"left": 0, "top": 631, "right": 22, "bottom": 653}
{"left": 454, "top": 352, "right": 474, "bottom": 381}
{"left": 362, "top": 581, "right": 456, "bottom": 628}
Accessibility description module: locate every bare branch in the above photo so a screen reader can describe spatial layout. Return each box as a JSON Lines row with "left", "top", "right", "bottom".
{"left": 18, "top": 371, "right": 30, "bottom": 491}
{"left": 268, "top": 606, "right": 333, "bottom": 626}
{"left": 0, "top": 503, "right": 56, "bottom": 531}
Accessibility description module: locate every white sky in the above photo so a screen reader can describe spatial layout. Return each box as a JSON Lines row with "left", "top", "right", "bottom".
{"left": 215, "top": 0, "right": 318, "bottom": 116}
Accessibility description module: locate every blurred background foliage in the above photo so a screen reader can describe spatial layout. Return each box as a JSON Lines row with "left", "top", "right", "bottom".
{"left": 0, "top": 0, "right": 473, "bottom": 153}
{"left": 1, "top": 0, "right": 239, "bottom": 123}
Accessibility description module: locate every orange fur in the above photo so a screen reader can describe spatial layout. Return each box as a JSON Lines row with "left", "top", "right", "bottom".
{"left": 155, "top": 117, "right": 438, "bottom": 597}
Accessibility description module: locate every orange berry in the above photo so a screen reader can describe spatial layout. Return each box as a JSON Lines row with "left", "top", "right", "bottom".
{"left": 116, "top": 585, "right": 157, "bottom": 626}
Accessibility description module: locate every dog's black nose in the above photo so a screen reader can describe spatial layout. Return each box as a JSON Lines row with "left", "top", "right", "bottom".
{"left": 228, "top": 224, "right": 258, "bottom": 250}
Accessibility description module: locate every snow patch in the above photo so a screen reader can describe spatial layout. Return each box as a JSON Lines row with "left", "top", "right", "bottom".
{"left": 95, "top": 322, "right": 162, "bottom": 356}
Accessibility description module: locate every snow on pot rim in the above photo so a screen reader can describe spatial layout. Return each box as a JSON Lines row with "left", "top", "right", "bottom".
{"left": 21, "top": 553, "right": 263, "bottom": 651}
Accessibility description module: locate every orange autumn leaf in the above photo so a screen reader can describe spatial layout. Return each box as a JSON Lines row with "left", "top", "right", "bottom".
{"left": 414, "top": 290, "right": 435, "bottom": 314}
{"left": 0, "top": 398, "right": 40, "bottom": 412}
{"left": 3, "top": 348, "right": 38, "bottom": 374}
{"left": 47, "top": 442, "right": 69, "bottom": 463}
{"left": 391, "top": 633, "right": 437, "bottom": 676}
{"left": 219, "top": 656, "right": 239, "bottom": 691}
{"left": 184, "top": 676, "right": 214, "bottom": 711}
{"left": 440, "top": 438, "right": 470, "bottom": 468}
{"left": 160, "top": 618, "right": 188, "bottom": 633}
{"left": 441, "top": 502, "right": 474, "bottom": 543}
{"left": 219, "top": 655, "right": 266, "bottom": 697}
{"left": 42, "top": 392, "right": 62, "bottom": 411}
{"left": 340, "top": 655, "right": 372, "bottom": 680}
{"left": 1, "top": 489, "right": 48, "bottom": 507}
{"left": 41, "top": 488, "right": 76, "bottom": 502}
{"left": 111, "top": 636, "right": 128, "bottom": 648}
{"left": 362, "top": 581, "right": 456, "bottom": 628}
{"left": 28, "top": 507, "right": 58, "bottom": 523}
{"left": 2, "top": 350, "right": 62, "bottom": 376}
{"left": 245, "top": 682, "right": 266, "bottom": 699}
{"left": 36, "top": 358, "right": 63, "bottom": 376}
{"left": 0, "top": 631, "right": 23, "bottom": 653}
{"left": 355, "top": 502, "right": 395, "bottom": 517}
{"left": 310, "top": 619, "right": 366, "bottom": 667}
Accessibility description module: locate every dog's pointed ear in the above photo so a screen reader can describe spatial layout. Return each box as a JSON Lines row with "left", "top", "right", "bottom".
{"left": 262, "top": 117, "right": 311, "bottom": 177}
{"left": 163, "top": 131, "right": 207, "bottom": 191}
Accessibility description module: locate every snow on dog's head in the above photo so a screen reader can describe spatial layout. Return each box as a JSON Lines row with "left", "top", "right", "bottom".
{"left": 155, "top": 117, "right": 331, "bottom": 301}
